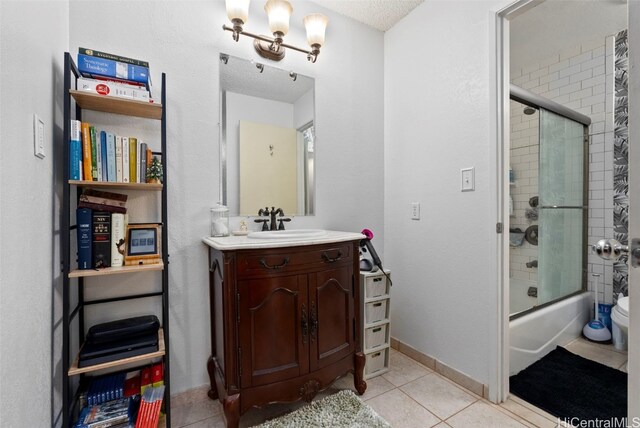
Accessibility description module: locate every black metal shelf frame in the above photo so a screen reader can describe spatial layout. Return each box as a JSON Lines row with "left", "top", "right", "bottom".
{"left": 61, "top": 52, "right": 170, "bottom": 427}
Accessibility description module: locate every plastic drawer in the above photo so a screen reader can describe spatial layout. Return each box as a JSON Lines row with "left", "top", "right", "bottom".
{"left": 365, "top": 300, "right": 389, "bottom": 324}
{"left": 364, "top": 324, "right": 388, "bottom": 350}
{"left": 365, "top": 348, "right": 389, "bottom": 376}
{"left": 364, "top": 275, "right": 389, "bottom": 298}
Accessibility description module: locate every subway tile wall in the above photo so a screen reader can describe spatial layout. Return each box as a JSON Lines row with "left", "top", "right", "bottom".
{"left": 510, "top": 36, "right": 616, "bottom": 304}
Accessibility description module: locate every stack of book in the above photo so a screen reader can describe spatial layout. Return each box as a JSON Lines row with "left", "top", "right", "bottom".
{"left": 75, "top": 364, "right": 165, "bottom": 428}
{"left": 76, "top": 48, "right": 152, "bottom": 102}
{"left": 76, "top": 190, "right": 128, "bottom": 270}
{"left": 70, "top": 120, "right": 153, "bottom": 184}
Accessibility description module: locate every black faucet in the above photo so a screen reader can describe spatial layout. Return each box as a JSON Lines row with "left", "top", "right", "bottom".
{"left": 254, "top": 207, "right": 290, "bottom": 231}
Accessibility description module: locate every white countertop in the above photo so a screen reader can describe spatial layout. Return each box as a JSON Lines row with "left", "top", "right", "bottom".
{"left": 202, "top": 230, "right": 365, "bottom": 251}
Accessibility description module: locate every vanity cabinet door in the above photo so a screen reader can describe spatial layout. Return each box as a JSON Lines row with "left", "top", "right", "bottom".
{"left": 309, "top": 265, "right": 354, "bottom": 372}
{"left": 238, "top": 274, "right": 309, "bottom": 388}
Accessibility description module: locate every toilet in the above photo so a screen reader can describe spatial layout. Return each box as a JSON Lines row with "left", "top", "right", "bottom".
{"left": 611, "top": 296, "right": 629, "bottom": 351}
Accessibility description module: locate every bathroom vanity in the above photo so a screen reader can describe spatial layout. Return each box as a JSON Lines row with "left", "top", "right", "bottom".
{"left": 202, "top": 231, "right": 367, "bottom": 428}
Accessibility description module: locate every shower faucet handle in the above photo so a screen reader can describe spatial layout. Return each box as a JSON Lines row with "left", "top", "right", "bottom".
{"left": 592, "top": 238, "right": 628, "bottom": 261}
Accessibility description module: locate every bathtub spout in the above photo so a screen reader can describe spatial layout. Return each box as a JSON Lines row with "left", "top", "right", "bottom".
{"left": 526, "top": 260, "right": 538, "bottom": 268}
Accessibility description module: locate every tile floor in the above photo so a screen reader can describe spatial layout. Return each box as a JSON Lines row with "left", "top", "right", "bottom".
{"left": 170, "top": 340, "right": 627, "bottom": 428}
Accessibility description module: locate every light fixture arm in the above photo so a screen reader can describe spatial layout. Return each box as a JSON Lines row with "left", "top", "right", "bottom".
{"left": 223, "top": 24, "right": 320, "bottom": 62}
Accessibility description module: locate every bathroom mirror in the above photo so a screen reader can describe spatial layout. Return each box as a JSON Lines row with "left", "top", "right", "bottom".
{"left": 219, "top": 53, "right": 315, "bottom": 216}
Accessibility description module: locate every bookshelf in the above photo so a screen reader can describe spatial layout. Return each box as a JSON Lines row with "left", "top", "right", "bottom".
{"left": 61, "top": 52, "right": 171, "bottom": 427}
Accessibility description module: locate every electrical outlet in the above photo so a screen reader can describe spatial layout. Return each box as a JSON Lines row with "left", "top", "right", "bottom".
{"left": 411, "top": 202, "right": 420, "bottom": 220}
{"left": 34, "top": 114, "right": 45, "bottom": 159}
{"left": 461, "top": 167, "right": 475, "bottom": 191}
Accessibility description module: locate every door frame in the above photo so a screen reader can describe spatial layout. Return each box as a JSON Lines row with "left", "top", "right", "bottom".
{"left": 492, "top": 0, "right": 640, "bottom": 418}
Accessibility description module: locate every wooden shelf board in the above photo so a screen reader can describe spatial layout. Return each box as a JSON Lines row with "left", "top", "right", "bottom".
{"left": 69, "top": 180, "right": 163, "bottom": 190}
{"left": 69, "top": 329, "right": 165, "bottom": 376}
{"left": 69, "top": 261, "right": 164, "bottom": 278}
{"left": 70, "top": 90, "right": 162, "bottom": 120}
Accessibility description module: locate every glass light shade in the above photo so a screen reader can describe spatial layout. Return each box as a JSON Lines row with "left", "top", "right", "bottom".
{"left": 264, "top": 0, "right": 293, "bottom": 36}
{"left": 303, "top": 14, "right": 328, "bottom": 47}
{"left": 226, "top": 0, "right": 250, "bottom": 23}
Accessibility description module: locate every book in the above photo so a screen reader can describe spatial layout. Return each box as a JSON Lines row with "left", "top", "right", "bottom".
{"left": 136, "top": 140, "right": 142, "bottom": 183}
{"left": 90, "top": 126, "right": 98, "bottom": 181}
{"left": 79, "top": 47, "right": 149, "bottom": 68}
{"left": 135, "top": 385, "right": 164, "bottom": 428}
{"left": 79, "top": 189, "right": 128, "bottom": 214}
{"left": 123, "top": 374, "right": 140, "bottom": 398}
{"left": 77, "top": 208, "right": 92, "bottom": 270}
{"left": 78, "top": 53, "right": 149, "bottom": 85}
{"left": 75, "top": 397, "right": 131, "bottom": 428}
{"left": 81, "top": 123, "right": 93, "bottom": 181}
{"left": 111, "top": 213, "right": 126, "bottom": 267}
{"left": 107, "top": 133, "right": 116, "bottom": 182}
{"left": 70, "top": 120, "right": 82, "bottom": 180}
{"left": 129, "top": 138, "right": 137, "bottom": 183}
{"left": 140, "top": 142, "right": 148, "bottom": 184}
{"left": 115, "top": 136, "right": 123, "bottom": 182}
{"left": 151, "top": 362, "right": 163, "bottom": 387}
{"left": 140, "top": 366, "right": 152, "bottom": 395}
{"left": 100, "top": 131, "right": 108, "bottom": 181}
{"left": 92, "top": 211, "right": 111, "bottom": 268}
{"left": 77, "top": 77, "right": 150, "bottom": 102}
{"left": 122, "top": 137, "right": 130, "bottom": 183}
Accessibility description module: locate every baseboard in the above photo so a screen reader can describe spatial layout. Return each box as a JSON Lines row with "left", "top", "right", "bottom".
{"left": 390, "top": 336, "right": 489, "bottom": 399}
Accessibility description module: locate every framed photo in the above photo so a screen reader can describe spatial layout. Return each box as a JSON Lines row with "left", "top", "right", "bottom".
{"left": 118, "top": 223, "right": 161, "bottom": 266}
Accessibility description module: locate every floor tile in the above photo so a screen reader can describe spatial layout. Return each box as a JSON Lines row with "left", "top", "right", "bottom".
{"left": 500, "top": 397, "right": 557, "bottom": 428}
{"left": 365, "top": 388, "right": 441, "bottom": 428}
{"left": 171, "top": 388, "right": 223, "bottom": 427}
{"left": 447, "top": 401, "right": 528, "bottom": 428}
{"left": 564, "top": 338, "right": 628, "bottom": 369}
{"left": 433, "top": 423, "right": 452, "bottom": 428}
{"left": 382, "top": 350, "right": 431, "bottom": 387}
{"left": 331, "top": 372, "right": 396, "bottom": 400}
{"left": 619, "top": 361, "right": 628, "bottom": 372}
{"left": 182, "top": 414, "right": 227, "bottom": 428}
{"left": 399, "top": 373, "right": 477, "bottom": 420}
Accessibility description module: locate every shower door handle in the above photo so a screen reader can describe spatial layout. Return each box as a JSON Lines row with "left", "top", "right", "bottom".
{"left": 592, "top": 238, "right": 640, "bottom": 268}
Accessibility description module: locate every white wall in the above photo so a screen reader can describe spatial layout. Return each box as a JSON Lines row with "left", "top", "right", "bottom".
{"left": 294, "top": 89, "right": 314, "bottom": 129}
{"left": 384, "top": 0, "right": 508, "bottom": 387}
{"left": 69, "top": 0, "right": 384, "bottom": 395}
{"left": 0, "top": 1, "right": 69, "bottom": 426}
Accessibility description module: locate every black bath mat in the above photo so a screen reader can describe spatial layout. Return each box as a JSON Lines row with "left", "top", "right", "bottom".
{"left": 510, "top": 346, "right": 627, "bottom": 424}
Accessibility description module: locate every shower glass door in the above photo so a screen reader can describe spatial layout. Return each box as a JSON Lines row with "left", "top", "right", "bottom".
{"left": 537, "top": 109, "right": 587, "bottom": 305}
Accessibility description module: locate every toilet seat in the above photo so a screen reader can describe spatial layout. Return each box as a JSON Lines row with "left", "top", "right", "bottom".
{"left": 615, "top": 296, "right": 629, "bottom": 318}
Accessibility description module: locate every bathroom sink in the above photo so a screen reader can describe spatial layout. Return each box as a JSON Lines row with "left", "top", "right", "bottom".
{"left": 247, "top": 229, "right": 328, "bottom": 240}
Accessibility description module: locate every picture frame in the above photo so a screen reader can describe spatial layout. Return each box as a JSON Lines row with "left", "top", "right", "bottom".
{"left": 117, "top": 223, "right": 161, "bottom": 266}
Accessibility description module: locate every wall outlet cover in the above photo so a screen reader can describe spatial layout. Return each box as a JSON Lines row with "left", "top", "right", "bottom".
{"left": 34, "top": 114, "right": 45, "bottom": 159}
{"left": 461, "top": 167, "right": 474, "bottom": 191}
{"left": 411, "top": 202, "right": 420, "bottom": 220}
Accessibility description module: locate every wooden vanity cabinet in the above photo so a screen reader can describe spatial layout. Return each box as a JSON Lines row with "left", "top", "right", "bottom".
{"left": 206, "top": 240, "right": 366, "bottom": 428}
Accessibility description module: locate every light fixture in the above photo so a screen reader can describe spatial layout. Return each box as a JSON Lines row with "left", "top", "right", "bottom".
{"left": 223, "top": 0, "right": 328, "bottom": 63}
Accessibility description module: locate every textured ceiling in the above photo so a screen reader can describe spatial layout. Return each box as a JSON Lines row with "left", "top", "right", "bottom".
{"left": 314, "top": 0, "right": 424, "bottom": 31}
{"left": 220, "top": 54, "right": 314, "bottom": 104}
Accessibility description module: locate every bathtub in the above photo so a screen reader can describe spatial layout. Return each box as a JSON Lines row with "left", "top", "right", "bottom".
{"left": 509, "top": 290, "right": 591, "bottom": 375}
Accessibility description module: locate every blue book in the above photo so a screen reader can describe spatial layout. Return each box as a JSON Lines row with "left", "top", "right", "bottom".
{"left": 77, "top": 53, "right": 149, "bottom": 84}
{"left": 76, "top": 208, "right": 92, "bottom": 269}
{"left": 100, "top": 131, "right": 107, "bottom": 181}
{"left": 106, "top": 133, "right": 116, "bottom": 182}
{"left": 70, "top": 120, "right": 82, "bottom": 180}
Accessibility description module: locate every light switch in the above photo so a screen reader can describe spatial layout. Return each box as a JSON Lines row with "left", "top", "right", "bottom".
{"left": 34, "top": 114, "right": 45, "bottom": 159}
{"left": 461, "top": 167, "right": 474, "bottom": 191}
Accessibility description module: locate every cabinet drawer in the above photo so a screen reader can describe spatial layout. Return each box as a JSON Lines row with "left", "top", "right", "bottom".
{"left": 236, "top": 243, "right": 353, "bottom": 277}
{"left": 364, "top": 324, "right": 389, "bottom": 350}
{"left": 365, "top": 348, "right": 389, "bottom": 377}
{"left": 364, "top": 274, "right": 389, "bottom": 298}
{"left": 365, "top": 300, "right": 389, "bottom": 324}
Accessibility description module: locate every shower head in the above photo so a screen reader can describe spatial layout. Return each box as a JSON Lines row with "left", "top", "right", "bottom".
{"left": 523, "top": 106, "right": 537, "bottom": 115}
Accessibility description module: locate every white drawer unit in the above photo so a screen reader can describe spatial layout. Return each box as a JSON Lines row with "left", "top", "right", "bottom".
{"left": 360, "top": 270, "right": 391, "bottom": 379}
{"left": 364, "top": 347, "right": 389, "bottom": 377}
